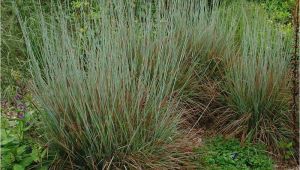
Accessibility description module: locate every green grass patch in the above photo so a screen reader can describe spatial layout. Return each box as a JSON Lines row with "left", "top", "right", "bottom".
{"left": 15, "top": 1, "right": 210, "bottom": 168}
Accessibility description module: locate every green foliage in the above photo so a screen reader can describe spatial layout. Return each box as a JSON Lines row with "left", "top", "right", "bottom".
{"left": 1, "top": 0, "right": 98, "bottom": 96}
{"left": 213, "top": 2, "right": 293, "bottom": 153}
{"left": 249, "top": 0, "right": 295, "bottom": 34}
{"left": 195, "top": 136, "right": 274, "bottom": 170}
{"left": 1, "top": 0, "right": 54, "bottom": 97}
{"left": 5, "top": 0, "right": 296, "bottom": 168}
{"left": 0, "top": 93, "right": 47, "bottom": 170}
{"left": 1, "top": 0, "right": 30, "bottom": 93}
{"left": 16, "top": 1, "right": 218, "bottom": 168}
{"left": 250, "top": 0, "right": 295, "bottom": 25}
{"left": 278, "top": 140, "right": 295, "bottom": 160}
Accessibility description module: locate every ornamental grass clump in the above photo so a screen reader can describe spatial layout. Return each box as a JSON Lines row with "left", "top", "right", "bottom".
{"left": 16, "top": 0, "right": 215, "bottom": 169}
{"left": 178, "top": 2, "right": 240, "bottom": 125}
{"left": 218, "top": 6, "right": 292, "bottom": 153}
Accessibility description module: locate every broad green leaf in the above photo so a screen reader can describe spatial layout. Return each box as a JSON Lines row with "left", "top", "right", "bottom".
{"left": 20, "top": 156, "right": 34, "bottom": 167}
{"left": 17, "top": 145, "right": 27, "bottom": 155}
{"left": 13, "top": 164, "right": 25, "bottom": 170}
{"left": 30, "top": 148, "right": 40, "bottom": 161}
{"left": 1, "top": 137, "right": 15, "bottom": 145}
{"left": 1, "top": 147, "right": 11, "bottom": 154}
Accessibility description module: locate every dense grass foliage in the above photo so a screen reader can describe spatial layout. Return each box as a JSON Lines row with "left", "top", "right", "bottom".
{"left": 3, "top": 0, "right": 296, "bottom": 169}
{"left": 219, "top": 6, "right": 292, "bottom": 153}
{"left": 16, "top": 1, "right": 221, "bottom": 168}
{"left": 173, "top": 2, "right": 294, "bottom": 156}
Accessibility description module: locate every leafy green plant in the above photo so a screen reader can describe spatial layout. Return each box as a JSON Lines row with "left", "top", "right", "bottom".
{"left": 195, "top": 136, "right": 274, "bottom": 170}
{"left": 1, "top": 94, "right": 47, "bottom": 170}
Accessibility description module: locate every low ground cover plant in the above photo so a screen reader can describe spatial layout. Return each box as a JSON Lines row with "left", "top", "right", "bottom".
{"left": 0, "top": 93, "right": 47, "bottom": 170}
{"left": 195, "top": 136, "right": 274, "bottom": 170}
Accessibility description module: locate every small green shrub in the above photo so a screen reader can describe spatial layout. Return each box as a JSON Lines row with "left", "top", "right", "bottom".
{"left": 195, "top": 136, "right": 274, "bottom": 170}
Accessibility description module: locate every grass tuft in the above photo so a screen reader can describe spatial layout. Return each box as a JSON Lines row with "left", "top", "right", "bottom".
{"left": 217, "top": 4, "right": 292, "bottom": 154}
{"left": 15, "top": 0, "right": 217, "bottom": 168}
